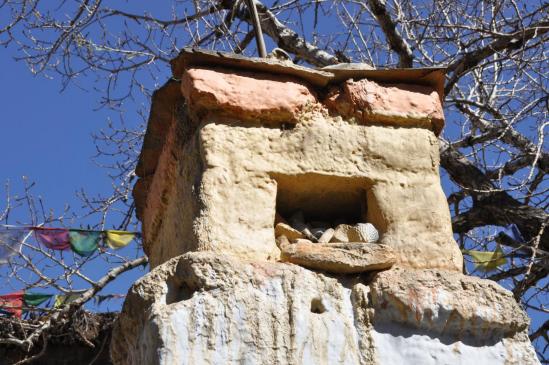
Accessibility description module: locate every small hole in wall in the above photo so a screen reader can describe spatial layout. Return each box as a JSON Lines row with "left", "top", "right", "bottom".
{"left": 310, "top": 297, "right": 327, "bottom": 314}
{"left": 166, "top": 281, "right": 196, "bottom": 305}
{"left": 281, "top": 122, "right": 295, "bottom": 131}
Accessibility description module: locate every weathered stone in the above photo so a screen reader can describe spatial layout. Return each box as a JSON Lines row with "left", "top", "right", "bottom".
{"left": 324, "top": 78, "right": 444, "bottom": 135}
{"left": 111, "top": 252, "right": 372, "bottom": 365}
{"left": 322, "top": 62, "right": 374, "bottom": 71}
{"left": 310, "top": 226, "right": 326, "bottom": 239}
{"left": 294, "top": 238, "right": 315, "bottom": 245}
{"left": 331, "top": 223, "right": 378, "bottom": 243}
{"left": 181, "top": 67, "right": 319, "bottom": 123}
{"left": 278, "top": 238, "right": 395, "bottom": 274}
{"left": 356, "top": 223, "right": 379, "bottom": 242}
{"left": 332, "top": 224, "right": 353, "bottom": 242}
{"left": 369, "top": 267, "right": 530, "bottom": 338}
{"left": 274, "top": 223, "right": 304, "bottom": 241}
{"left": 112, "top": 253, "right": 539, "bottom": 365}
{"left": 301, "top": 227, "right": 317, "bottom": 241}
{"left": 318, "top": 228, "right": 335, "bottom": 243}
{"left": 171, "top": 47, "right": 334, "bottom": 88}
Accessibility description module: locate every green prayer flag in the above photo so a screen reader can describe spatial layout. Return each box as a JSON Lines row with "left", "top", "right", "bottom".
{"left": 463, "top": 245, "right": 507, "bottom": 272}
{"left": 23, "top": 292, "right": 53, "bottom": 307}
{"left": 69, "top": 231, "right": 101, "bottom": 257}
{"left": 105, "top": 230, "right": 135, "bottom": 249}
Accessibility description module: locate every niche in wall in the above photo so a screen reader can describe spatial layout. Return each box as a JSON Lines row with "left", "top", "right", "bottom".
{"left": 273, "top": 173, "right": 372, "bottom": 226}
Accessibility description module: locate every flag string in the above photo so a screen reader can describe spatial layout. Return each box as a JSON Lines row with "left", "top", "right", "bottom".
{"left": 0, "top": 224, "right": 140, "bottom": 235}
{"left": 0, "top": 290, "right": 126, "bottom": 318}
{"left": 0, "top": 225, "right": 141, "bottom": 261}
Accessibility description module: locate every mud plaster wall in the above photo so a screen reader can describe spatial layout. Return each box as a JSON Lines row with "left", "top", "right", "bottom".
{"left": 142, "top": 105, "right": 203, "bottom": 267}
{"left": 139, "top": 66, "right": 463, "bottom": 271}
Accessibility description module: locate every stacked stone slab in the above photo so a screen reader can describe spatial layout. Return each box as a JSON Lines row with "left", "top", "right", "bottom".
{"left": 112, "top": 49, "right": 539, "bottom": 364}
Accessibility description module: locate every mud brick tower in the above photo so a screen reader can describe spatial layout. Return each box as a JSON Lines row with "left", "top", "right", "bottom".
{"left": 112, "top": 49, "right": 539, "bottom": 365}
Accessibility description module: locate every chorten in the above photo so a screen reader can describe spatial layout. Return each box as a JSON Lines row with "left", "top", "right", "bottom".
{"left": 111, "top": 49, "right": 538, "bottom": 365}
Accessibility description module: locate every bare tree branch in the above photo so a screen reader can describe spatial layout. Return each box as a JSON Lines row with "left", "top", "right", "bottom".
{"left": 441, "top": 140, "right": 548, "bottom": 251}
{"left": 0, "top": 256, "right": 147, "bottom": 350}
{"left": 445, "top": 16, "right": 549, "bottom": 93}
{"left": 242, "top": 0, "right": 339, "bottom": 66}
{"left": 366, "top": 0, "right": 413, "bottom": 67}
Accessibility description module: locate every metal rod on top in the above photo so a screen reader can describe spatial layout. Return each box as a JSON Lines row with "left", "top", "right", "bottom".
{"left": 245, "top": 0, "right": 267, "bottom": 58}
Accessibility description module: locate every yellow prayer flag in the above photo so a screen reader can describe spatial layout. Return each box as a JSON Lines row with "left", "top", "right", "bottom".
{"left": 105, "top": 230, "right": 136, "bottom": 249}
{"left": 463, "top": 245, "right": 507, "bottom": 272}
{"left": 53, "top": 294, "right": 80, "bottom": 308}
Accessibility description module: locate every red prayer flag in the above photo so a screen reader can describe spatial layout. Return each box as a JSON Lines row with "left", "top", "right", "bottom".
{"left": 0, "top": 291, "right": 23, "bottom": 318}
{"left": 34, "top": 228, "right": 70, "bottom": 251}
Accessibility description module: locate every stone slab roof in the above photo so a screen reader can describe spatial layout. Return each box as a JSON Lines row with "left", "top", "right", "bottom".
{"left": 171, "top": 48, "right": 445, "bottom": 100}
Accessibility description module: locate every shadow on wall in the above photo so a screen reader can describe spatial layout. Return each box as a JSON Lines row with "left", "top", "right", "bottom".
{"left": 372, "top": 321, "right": 503, "bottom": 347}
{"left": 274, "top": 173, "right": 371, "bottom": 224}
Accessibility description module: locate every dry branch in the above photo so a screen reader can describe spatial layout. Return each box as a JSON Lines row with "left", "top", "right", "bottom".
{"left": 366, "top": 0, "right": 413, "bottom": 67}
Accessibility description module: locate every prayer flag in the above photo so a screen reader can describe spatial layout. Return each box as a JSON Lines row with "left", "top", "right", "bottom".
{"left": 0, "top": 229, "right": 26, "bottom": 264}
{"left": 54, "top": 293, "right": 80, "bottom": 308}
{"left": 0, "top": 291, "right": 23, "bottom": 318}
{"left": 35, "top": 228, "right": 71, "bottom": 251}
{"left": 502, "top": 224, "right": 525, "bottom": 243}
{"left": 94, "top": 293, "right": 125, "bottom": 306}
{"left": 23, "top": 292, "right": 53, "bottom": 307}
{"left": 69, "top": 231, "right": 101, "bottom": 257}
{"left": 464, "top": 245, "right": 507, "bottom": 272}
{"left": 105, "top": 230, "right": 135, "bottom": 249}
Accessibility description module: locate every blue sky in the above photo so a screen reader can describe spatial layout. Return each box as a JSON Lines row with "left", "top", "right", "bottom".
{"left": 0, "top": 48, "right": 148, "bottom": 312}
{"left": 0, "top": 55, "right": 112, "bottom": 209}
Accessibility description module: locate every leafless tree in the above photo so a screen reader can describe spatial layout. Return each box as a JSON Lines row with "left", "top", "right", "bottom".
{"left": 0, "top": 179, "right": 147, "bottom": 364}
{"left": 1, "top": 0, "right": 547, "bottom": 361}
